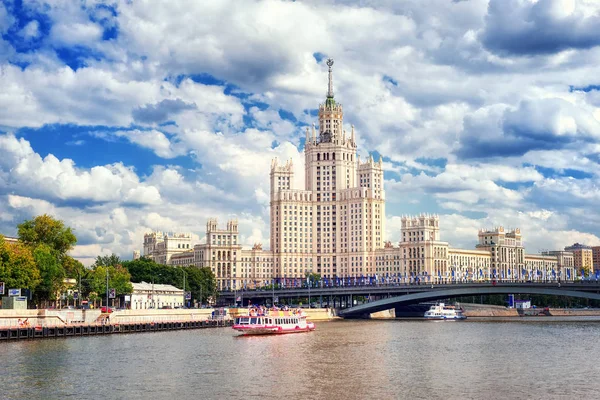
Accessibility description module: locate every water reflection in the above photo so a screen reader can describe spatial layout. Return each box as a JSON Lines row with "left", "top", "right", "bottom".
{"left": 2, "top": 318, "right": 599, "bottom": 399}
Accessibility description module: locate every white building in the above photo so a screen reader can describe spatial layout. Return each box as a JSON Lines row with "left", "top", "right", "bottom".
{"left": 136, "top": 60, "right": 579, "bottom": 288}
{"left": 269, "top": 58, "right": 384, "bottom": 282}
{"left": 130, "top": 282, "right": 184, "bottom": 310}
{"left": 143, "top": 231, "right": 192, "bottom": 265}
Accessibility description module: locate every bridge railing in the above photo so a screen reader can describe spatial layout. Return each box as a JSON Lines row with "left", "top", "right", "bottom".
{"left": 219, "top": 278, "right": 600, "bottom": 293}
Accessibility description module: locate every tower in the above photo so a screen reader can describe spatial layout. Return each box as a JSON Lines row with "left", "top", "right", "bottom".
{"left": 270, "top": 58, "right": 386, "bottom": 281}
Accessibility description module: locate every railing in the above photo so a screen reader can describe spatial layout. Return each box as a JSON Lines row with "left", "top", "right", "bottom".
{"left": 220, "top": 278, "right": 600, "bottom": 293}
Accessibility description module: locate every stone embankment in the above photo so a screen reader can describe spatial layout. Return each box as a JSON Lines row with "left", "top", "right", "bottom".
{"left": 462, "top": 304, "right": 519, "bottom": 317}
{"left": 548, "top": 308, "right": 600, "bottom": 316}
{"left": 0, "top": 308, "right": 215, "bottom": 328}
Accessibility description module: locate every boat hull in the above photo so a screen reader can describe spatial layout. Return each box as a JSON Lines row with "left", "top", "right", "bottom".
{"left": 234, "top": 323, "right": 315, "bottom": 336}
{"left": 424, "top": 315, "right": 467, "bottom": 320}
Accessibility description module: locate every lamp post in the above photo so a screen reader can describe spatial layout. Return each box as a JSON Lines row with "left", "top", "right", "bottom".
{"left": 106, "top": 268, "right": 109, "bottom": 310}
{"left": 308, "top": 276, "right": 311, "bottom": 309}
{"left": 181, "top": 268, "right": 187, "bottom": 307}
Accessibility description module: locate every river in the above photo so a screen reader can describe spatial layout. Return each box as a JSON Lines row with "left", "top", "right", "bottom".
{"left": 1, "top": 317, "right": 599, "bottom": 399}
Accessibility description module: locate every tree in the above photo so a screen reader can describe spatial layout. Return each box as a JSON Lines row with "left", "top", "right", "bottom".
{"left": 18, "top": 214, "right": 77, "bottom": 256}
{"left": 121, "top": 258, "right": 217, "bottom": 305}
{"left": 186, "top": 266, "right": 217, "bottom": 304}
{"left": 89, "top": 265, "right": 133, "bottom": 306}
{"left": 0, "top": 236, "right": 41, "bottom": 291}
{"left": 33, "top": 244, "right": 65, "bottom": 303}
{"left": 93, "top": 254, "right": 122, "bottom": 268}
{"left": 121, "top": 257, "right": 162, "bottom": 284}
{"left": 63, "top": 255, "right": 85, "bottom": 280}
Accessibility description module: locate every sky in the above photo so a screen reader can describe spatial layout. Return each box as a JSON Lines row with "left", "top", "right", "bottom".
{"left": 1, "top": 0, "right": 600, "bottom": 265}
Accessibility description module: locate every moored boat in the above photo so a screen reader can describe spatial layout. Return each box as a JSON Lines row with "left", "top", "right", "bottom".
{"left": 423, "top": 303, "right": 467, "bottom": 320}
{"left": 233, "top": 308, "right": 315, "bottom": 335}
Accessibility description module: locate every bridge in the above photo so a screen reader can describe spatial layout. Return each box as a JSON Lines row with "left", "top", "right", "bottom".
{"left": 218, "top": 282, "right": 600, "bottom": 318}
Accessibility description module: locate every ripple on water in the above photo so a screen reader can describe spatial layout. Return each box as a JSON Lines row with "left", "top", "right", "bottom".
{"left": 1, "top": 318, "right": 599, "bottom": 399}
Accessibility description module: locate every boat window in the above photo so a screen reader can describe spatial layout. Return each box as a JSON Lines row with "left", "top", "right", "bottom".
{"left": 250, "top": 318, "right": 257, "bottom": 324}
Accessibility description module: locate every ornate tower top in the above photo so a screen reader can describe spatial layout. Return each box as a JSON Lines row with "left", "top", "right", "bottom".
{"left": 326, "top": 58, "right": 334, "bottom": 99}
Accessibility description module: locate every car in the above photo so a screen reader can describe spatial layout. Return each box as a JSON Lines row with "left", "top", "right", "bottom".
{"left": 100, "top": 306, "right": 114, "bottom": 313}
{"left": 160, "top": 305, "right": 173, "bottom": 309}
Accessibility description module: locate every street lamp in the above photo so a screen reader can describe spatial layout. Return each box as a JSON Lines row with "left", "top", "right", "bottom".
{"left": 181, "top": 268, "right": 187, "bottom": 307}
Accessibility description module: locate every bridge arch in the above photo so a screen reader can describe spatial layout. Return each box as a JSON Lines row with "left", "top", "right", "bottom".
{"left": 339, "top": 286, "right": 600, "bottom": 318}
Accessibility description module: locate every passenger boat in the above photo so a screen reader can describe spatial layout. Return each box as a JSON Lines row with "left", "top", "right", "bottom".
{"left": 423, "top": 303, "right": 467, "bottom": 320}
{"left": 233, "top": 308, "right": 315, "bottom": 335}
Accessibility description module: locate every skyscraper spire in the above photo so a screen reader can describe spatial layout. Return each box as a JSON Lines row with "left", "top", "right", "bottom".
{"left": 326, "top": 58, "right": 334, "bottom": 99}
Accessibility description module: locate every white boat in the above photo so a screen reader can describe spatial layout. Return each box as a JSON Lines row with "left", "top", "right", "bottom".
{"left": 424, "top": 303, "right": 467, "bottom": 320}
{"left": 233, "top": 308, "right": 315, "bottom": 335}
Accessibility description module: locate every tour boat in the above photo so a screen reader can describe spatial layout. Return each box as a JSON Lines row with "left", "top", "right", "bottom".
{"left": 233, "top": 309, "right": 315, "bottom": 335}
{"left": 423, "top": 303, "right": 467, "bottom": 320}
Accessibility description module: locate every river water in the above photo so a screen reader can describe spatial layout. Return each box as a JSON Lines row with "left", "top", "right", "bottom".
{"left": 1, "top": 317, "right": 599, "bottom": 400}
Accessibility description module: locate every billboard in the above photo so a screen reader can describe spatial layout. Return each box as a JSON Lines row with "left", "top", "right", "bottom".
{"left": 185, "top": 291, "right": 192, "bottom": 300}
{"left": 0, "top": 282, "right": 4, "bottom": 295}
{"left": 109, "top": 288, "right": 116, "bottom": 299}
{"left": 8, "top": 288, "right": 21, "bottom": 297}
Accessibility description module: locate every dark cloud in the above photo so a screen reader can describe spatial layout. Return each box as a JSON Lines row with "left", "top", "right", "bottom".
{"left": 481, "top": 0, "right": 600, "bottom": 56}
{"left": 132, "top": 99, "right": 196, "bottom": 124}
{"left": 453, "top": 98, "right": 594, "bottom": 159}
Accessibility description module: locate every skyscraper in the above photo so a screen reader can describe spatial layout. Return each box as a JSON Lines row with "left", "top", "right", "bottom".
{"left": 269, "top": 59, "right": 385, "bottom": 282}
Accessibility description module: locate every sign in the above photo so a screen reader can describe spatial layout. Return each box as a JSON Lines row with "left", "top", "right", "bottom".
{"left": 185, "top": 291, "right": 192, "bottom": 300}
{"left": 0, "top": 282, "right": 4, "bottom": 295}
{"left": 109, "top": 288, "right": 116, "bottom": 299}
{"left": 8, "top": 288, "right": 21, "bottom": 297}
{"left": 124, "top": 295, "right": 131, "bottom": 302}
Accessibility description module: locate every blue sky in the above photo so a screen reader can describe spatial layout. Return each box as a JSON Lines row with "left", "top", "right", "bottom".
{"left": 1, "top": 0, "right": 600, "bottom": 264}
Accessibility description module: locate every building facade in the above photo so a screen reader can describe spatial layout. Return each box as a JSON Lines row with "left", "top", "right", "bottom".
{"left": 130, "top": 282, "right": 184, "bottom": 310}
{"left": 143, "top": 231, "right": 192, "bottom": 265}
{"left": 137, "top": 60, "right": 585, "bottom": 288}
{"left": 564, "top": 243, "right": 594, "bottom": 274}
{"left": 593, "top": 246, "right": 600, "bottom": 273}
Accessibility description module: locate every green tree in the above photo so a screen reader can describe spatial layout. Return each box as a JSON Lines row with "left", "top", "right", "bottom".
{"left": 63, "top": 255, "right": 85, "bottom": 280}
{"left": 33, "top": 244, "right": 65, "bottom": 303}
{"left": 89, "top": 265, "right": 133, "bottom": 306}
{"left": 93, "top": 253, "right": 122, "bottom": 268}
{"left": 17, "top": 214, "right": 77, "bottom": 256}
{"left": 186, "top": 266, "right": 217, "bottom": 304}
{"left": 122, "top": 257, "right": 162, "bottom": 284}
{"left": 0, "top": 236, "right": 41, "bottom": 291}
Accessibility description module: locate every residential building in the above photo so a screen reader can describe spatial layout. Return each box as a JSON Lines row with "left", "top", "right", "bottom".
{"left": 143, "top": 231, "right": 192, "bottom": 265}
{"left": 476, "top": 227, "right": 524, "bottom": 279}
{"left": 136, "top": 60, "right": 585, "bottom": 288}
{"left": 593, "top": 246, "right": 600, "bottom": 272}
{"left": 564, "top": 243, "right": 593, "bottom": 274}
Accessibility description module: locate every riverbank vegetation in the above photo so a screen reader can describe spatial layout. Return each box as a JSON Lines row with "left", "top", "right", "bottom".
{"left": 0, "top": 214, "right": 216, "bottom": 308}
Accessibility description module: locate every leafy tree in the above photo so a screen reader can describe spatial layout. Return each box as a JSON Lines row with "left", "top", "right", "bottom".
{"left": 93, "top": 253, "right": 122, "bottom": 268}
{"left": 0, "top": 236, "right": 41, "bottom": 291}
{"left": 121, "top": 258, "right": 217, "bottom": 305}
{"left": 89, "top": 265, "right": 133, "bottom": 306}
{"left": 186, "top": 266, "right": 217, "bottom": 304}
{"left": 63, "top": 255, "right": 85, "bottom": 280}
{"left": 122, "top": 257, "right": 162, "bottom": 284}
{"left": 33, "top": 244, "right": 65, "bottom": 303}
{"left": 18, "top": 214, "right": 77, "bottom": 256}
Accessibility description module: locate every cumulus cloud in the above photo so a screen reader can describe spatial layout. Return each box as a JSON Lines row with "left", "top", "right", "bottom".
{"left": 481, "top": 0, "right": 600, "bottom": 56}
{"left": 1, "top": 0, "right": 600, "bottom": 264}
{"left": 132, "top": 99, "right": 197, "bottom": 124}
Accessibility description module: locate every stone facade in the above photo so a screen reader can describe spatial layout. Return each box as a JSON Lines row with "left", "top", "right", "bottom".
{"left": 136, "top": 61, "right": 585, "bottom": 288}
{"left": 131, "top": 282, "right": 184, "bottom": 310}
{"left": 564, "top": 243, "right": 593, "bottom": 274}
{"left": 593, "top": 246, "right": 600, "bottom": 272}
{"left": 143, "top": 231, "right": 192, "bottom": 265}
